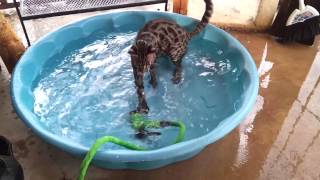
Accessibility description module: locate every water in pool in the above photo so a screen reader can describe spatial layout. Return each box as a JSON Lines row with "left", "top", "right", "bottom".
{"left": 32, "top": 30, "right": 244, "bottom": 149}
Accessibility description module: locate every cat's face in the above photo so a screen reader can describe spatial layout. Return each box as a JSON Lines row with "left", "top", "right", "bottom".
{"left": 129, "top": 40, "right": 156, "bottom": 72}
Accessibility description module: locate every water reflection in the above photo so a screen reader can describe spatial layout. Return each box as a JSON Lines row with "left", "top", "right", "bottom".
{"left": 234, "top": 43, "right": 273, "bottom": 168}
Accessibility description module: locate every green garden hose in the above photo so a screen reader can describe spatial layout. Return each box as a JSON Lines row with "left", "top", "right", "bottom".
{"left": 78, "top": 113, "right": 186, "bottom": 180}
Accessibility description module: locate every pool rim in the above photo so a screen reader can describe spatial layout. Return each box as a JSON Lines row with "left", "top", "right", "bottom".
{"left": 10, "top": 10, "right": 259, "bottom": 163}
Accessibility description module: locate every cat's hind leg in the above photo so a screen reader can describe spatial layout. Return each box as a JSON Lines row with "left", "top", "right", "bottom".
{"left": 169, "top": 47, "right": 187, "bottom": 84}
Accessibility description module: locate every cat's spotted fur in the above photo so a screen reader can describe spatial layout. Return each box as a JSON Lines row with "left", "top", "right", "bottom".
{"left": 129, "top": 0, "right": 213, "bottom": 114}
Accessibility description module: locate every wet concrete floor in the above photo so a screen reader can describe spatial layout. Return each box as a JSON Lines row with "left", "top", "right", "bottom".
{"left": 1, "top": 5, "right": 320, "bottom": 180}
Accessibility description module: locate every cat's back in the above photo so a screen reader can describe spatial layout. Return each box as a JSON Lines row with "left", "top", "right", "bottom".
{"left": 139, "top": 19, "right": 187, "bottom": 35}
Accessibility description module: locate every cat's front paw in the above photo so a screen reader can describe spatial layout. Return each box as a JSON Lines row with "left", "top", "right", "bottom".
{"left": 130, "top": 108, "right": 149, "bottom": 114}
{"left": 136, "top": 105, "right": 149, "bottom": 114}
{"left": 149, "top": 79, "right": 158, "bottom": 88}
{"left": 171, "top": 76, "right": 181, "bottom": 84}
{"left": 139, "top": 108, "right": 149, "bottom": 114}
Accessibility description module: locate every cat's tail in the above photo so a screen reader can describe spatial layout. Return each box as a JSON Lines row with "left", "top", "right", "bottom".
{"left": 189, "top": 0, "right": 213, "bottom": 38}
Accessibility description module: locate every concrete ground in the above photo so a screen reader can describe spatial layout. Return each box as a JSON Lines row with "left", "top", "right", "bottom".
{"left": 1, "top": 1, "right": 320, "bottom": 180}
{"left": 188, "top": 0, "right": 261, "bottom": 30}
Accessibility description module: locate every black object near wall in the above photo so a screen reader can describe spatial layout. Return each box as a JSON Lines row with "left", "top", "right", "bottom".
{"left": 270, "top": 0, "right": 320, "bottom": 45}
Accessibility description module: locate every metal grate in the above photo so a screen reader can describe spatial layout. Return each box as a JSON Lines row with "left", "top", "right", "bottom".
{"left": 20, "top": 0, "right": 165, "bottom": 17}
{"left": 14, "top": 0, "right": 167, "bottom": 46}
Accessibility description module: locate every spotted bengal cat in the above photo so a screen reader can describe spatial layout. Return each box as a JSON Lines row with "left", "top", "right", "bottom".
{"left": 129, "top": 0, "right": 213, "bottom": 114}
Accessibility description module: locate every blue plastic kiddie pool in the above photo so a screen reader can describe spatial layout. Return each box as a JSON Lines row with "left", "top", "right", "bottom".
{"left": 11, "top": 11, "right": 259, "bottom": 170}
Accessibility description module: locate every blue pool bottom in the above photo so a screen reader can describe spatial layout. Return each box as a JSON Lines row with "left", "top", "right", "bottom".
{"left": 31, "top": 31, "right": 244, "bottom": 150}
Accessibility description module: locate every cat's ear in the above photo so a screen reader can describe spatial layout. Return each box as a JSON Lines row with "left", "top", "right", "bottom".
{"left": 129, "top": 46, "right": 137, "bottom": 55}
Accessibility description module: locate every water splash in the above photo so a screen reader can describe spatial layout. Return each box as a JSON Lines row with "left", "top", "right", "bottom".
{"left": 32, "top": 31, "right": 244, "bottom": 149}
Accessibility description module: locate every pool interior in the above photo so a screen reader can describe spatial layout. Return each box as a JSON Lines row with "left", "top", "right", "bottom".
{"left": 17, "top": 13, "right": 249, "bottom": 150}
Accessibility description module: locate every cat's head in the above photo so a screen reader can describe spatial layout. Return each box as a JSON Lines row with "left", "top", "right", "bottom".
{"left": 129, "top": 40, "right": 156, "bottom": 72}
